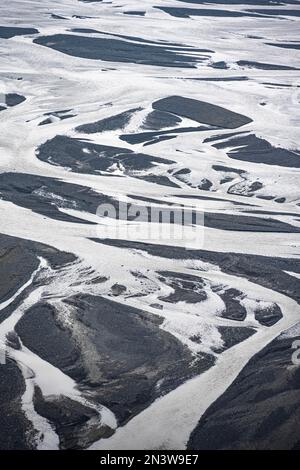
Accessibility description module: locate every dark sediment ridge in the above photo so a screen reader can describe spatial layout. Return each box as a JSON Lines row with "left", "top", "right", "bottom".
{"left": 187, "top": 331, "right": 300, "bottom": 450}
{"left": 0, "top": 358, "right": 35, "bottom": 450}
{"left": 15, "top": 293, "right": 214, "bottom": 425}
{"left": 36, "top": 135, "right": 174, "bottom": 174}
{"left": 0, "top": 26, "right": 38, "bottom": 39}
{"left": 205, "top": 133, "right": 300, "bottom": 168}
{"left": 153, "top": 96, "right": 252, "bottom": 129}
{"left": 33, "top": 34, "right": 208, "bottom": 68}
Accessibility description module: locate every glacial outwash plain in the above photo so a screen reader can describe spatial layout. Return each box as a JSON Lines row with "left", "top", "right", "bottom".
{"left": 0, "top": 0, "right": 299, "bottom": 451}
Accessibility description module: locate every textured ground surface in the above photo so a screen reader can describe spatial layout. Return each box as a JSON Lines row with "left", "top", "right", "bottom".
{"left": 0, "top": 0, "right": 299, "bottom": 450}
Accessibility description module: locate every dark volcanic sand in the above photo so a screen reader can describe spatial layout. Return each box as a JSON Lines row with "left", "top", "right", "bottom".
{"left": 76, "top": 108, "right": 142, "bottom": 134}
{"left": 33, "top": 34, "right": 207, "bottom": 68}
{"left": 0, "top": 358, "right": 35, "bottom": 450}
{"left": 205, "top": 133, "right": 300, "bottom": 168}
{"left": 237, "top": 60, "right": 298, "bottom": 70}
{"left": 266, "top": 42, "right": 300, "bottom": 50}
{"left": 176, "top": 1, "right": 299, "bottom": 4}
{"left": 0, "top": 240, "right": 38, "bottom": 306}
{"left": 141, "top": 109, "right": 182, "bottom": 131}
{"left": 155, "top": 7, "right": 269, "bottom": 18}
{"left": 8, "top": 171, "right": 294, "bottom": 232}
{"left": 123, "top": 11, "right": 146, "bottom": 17}
{"left": 15, "top": 302, "right": 83, "bottom": 378}
{"left": 187, "top": 332, "right": 300, "bottom": 450}
{"left": 0, "top": 172, "right": 111, "bottom": 225}
{"left": 5, "top": 93, "right": 26, "bottom": 107}
{"left": 247, "top": 9, "right": 300, "bottom": 16}
{"left": 0, "top": 26, "right": 38, "bottom": 39}
{"left": 158, "top": 271, "right": 208, "bottom": 304}
{"left": 36, "top": 135, "right": 174, "bottom": 174}
{"left": 12, "top": 173, "right": 290, "bottom": 233}
{"left": 120, "top": 125, "right": 215, "bottom": 145}
{"left": 218, "top": 288, "right": 247, "bottom": 321}
{"left": 33, "top": 387, "right": 113, "bottom": 449}
{"left": 0, "top": 233, "right": 75, "bottom": 306}
{"left": 0, "top": 235, "right": 215, "bottom": 444}
{"left": 16, "top": 292, "right": 214, "bottom": 424}
{"left": 216, "top": 326, "right": 256, "bottom": 352}
{"left": 152, "top": 96, "right": 252, "bottom": 129}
